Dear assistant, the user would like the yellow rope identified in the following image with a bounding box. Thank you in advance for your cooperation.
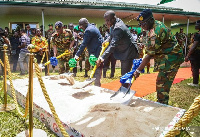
[5,54,29,117]
[40,52,46,64]
[165,94,200,137]
[0,58,4,67]
[34,62,69,137]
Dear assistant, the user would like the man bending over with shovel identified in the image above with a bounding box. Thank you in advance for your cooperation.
[134,9,184,105]
[74,18,103,87]
[96,10,139,88]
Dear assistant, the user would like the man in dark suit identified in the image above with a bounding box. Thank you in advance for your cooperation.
[75,18,103,86]
[96,10,139,87]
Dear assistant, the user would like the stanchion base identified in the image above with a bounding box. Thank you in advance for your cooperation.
[0,104,15,112]
[16,129,47,137]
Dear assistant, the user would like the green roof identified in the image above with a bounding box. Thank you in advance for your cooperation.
[0,1,200,16]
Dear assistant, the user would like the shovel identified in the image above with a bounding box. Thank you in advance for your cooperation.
[110,76,136,105]
[39,52,70,69]
[73,42,109,89]
[110,58,144,105]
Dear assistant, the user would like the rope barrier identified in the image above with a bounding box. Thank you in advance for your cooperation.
[0,58,4,67]
[165,94,200,136]
[34,62,69,137]
[40,51,46,64]
[5,54,29,118]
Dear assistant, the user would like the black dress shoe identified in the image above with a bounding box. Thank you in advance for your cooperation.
[20,73,26,75]
[110,74,114,78]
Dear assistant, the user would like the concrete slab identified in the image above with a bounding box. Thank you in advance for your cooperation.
[7,76,185,137]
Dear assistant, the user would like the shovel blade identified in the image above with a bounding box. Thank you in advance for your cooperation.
[38,63,45,69]
[110,86,136,105]
[72,78,96,89]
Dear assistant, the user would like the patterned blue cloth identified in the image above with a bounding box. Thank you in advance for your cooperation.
[120,58,144,84]
[50,57,58,66]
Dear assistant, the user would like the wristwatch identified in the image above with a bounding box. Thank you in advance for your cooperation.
[136,69,142,73]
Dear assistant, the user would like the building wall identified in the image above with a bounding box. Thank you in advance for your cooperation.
[171,24,196,34]
[1,14,197,35]
[0,14,106,31]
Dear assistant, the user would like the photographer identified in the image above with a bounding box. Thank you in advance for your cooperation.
[0,27,10,76]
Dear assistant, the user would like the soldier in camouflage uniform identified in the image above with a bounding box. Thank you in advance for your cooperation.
[51,21,74,74]
[134,9,184,105]
[46,24,56,72]
[0,27,10,76]
[176,28,187,55]
[137,30,150,73]
[46,24,55,51]
[78,47,90,77]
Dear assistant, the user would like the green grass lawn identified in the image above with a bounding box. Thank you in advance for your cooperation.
[0,67,199,137]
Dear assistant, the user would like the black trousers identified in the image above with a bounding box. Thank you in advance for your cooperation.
[121,59,133,88]
[103,53,116,77]
[94,63,103,87]
[190,59,200,84]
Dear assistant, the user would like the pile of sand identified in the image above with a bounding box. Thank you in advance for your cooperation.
[70,100,179,137]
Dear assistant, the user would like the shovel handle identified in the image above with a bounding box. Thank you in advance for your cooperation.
[89,42,109,78]
[44,52,70,66]
[99,42,109,56]
[89,65,97,78]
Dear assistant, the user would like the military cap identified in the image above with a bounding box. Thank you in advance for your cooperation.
[48,24,53,26]
[55,21,63,29]
[137,9,153,22]
[180,28,183,30]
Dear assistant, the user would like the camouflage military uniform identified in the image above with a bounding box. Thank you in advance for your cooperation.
[137,33,148,58]
[137,33,150,73]
[146,20,184,104]
[46,29,55,51]
[176,31,186,54]
[51,29,74,74]
[79,47,90,71]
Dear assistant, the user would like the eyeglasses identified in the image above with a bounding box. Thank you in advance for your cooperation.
[138,21,147,27]
[138,17,153,27]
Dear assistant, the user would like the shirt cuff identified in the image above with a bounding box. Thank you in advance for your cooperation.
[99,56,104,62]
[74,55,79,60]
[136,69,142,73]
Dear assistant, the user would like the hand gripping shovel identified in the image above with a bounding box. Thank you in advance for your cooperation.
[73,42,109,89]
[39,52,70,69]
[110,58,144,105]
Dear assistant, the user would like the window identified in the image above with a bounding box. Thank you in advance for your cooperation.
[9,22,39,33]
